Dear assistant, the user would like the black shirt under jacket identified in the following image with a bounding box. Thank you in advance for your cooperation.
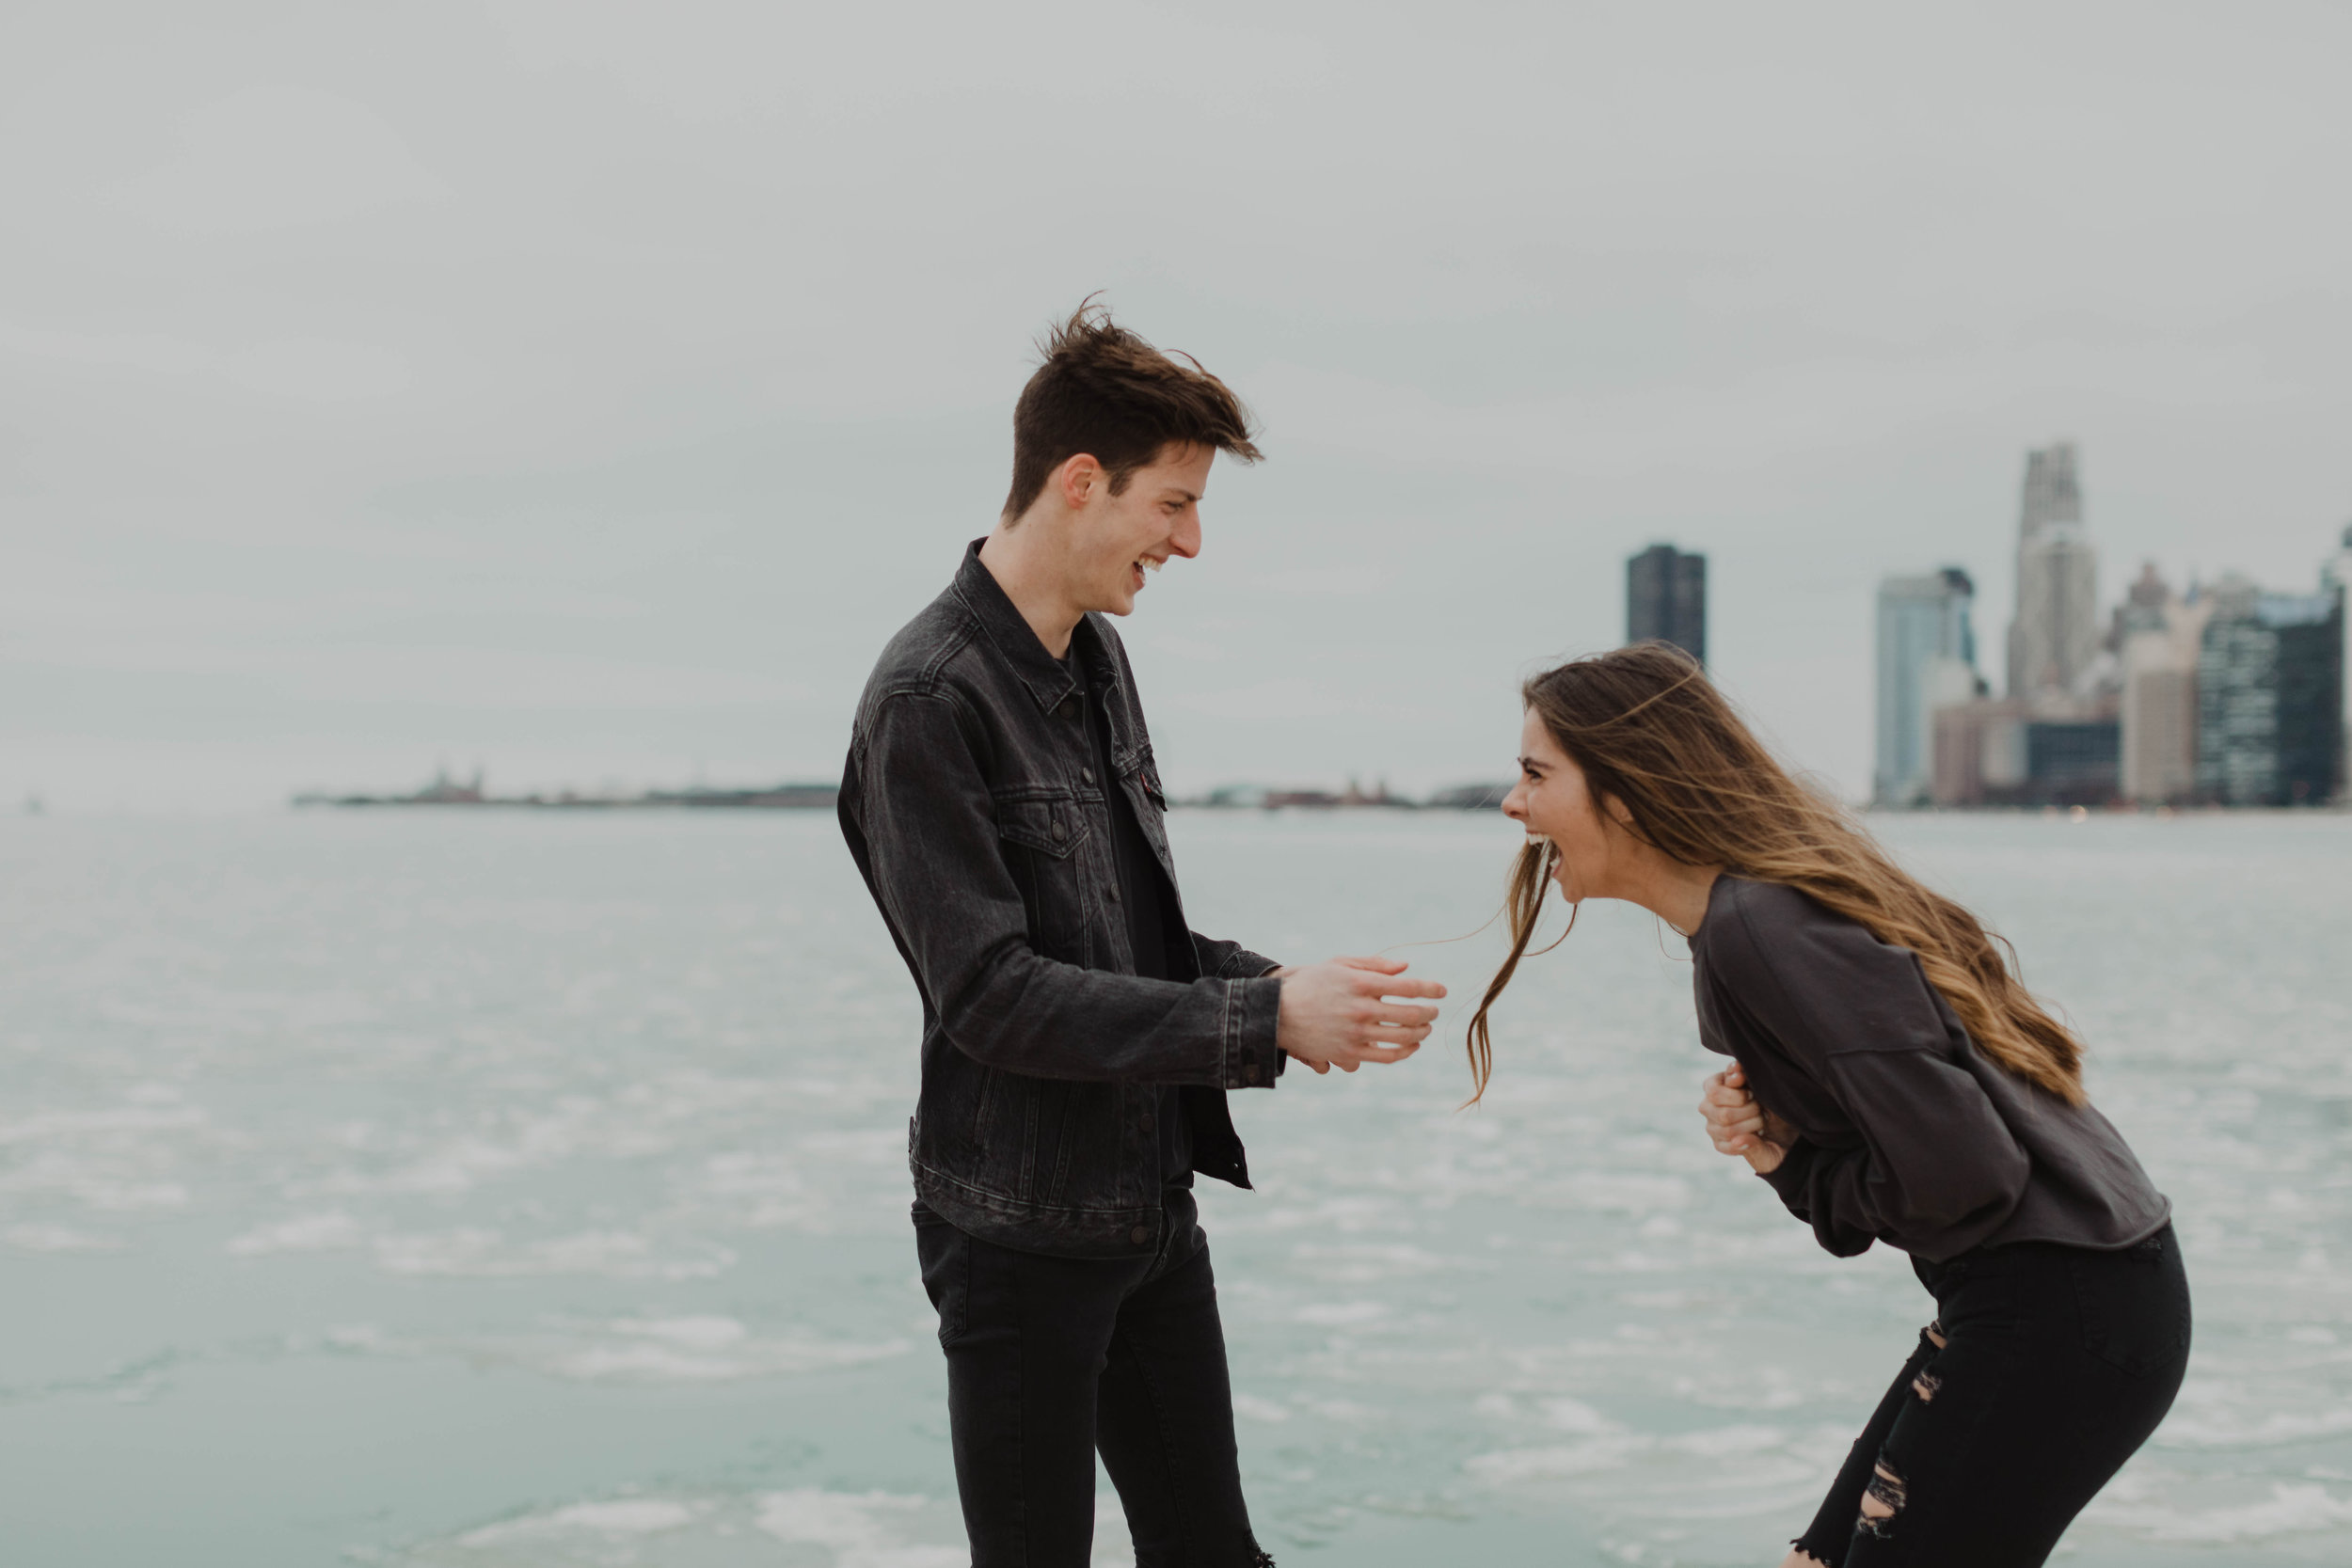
[1690,875,2171,1264]
[1068,650,1194,1186]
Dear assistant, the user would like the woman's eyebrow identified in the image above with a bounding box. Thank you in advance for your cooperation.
[1518,755,1543,771]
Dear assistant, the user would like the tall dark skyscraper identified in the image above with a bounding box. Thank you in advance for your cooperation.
[1626,544,1707,664]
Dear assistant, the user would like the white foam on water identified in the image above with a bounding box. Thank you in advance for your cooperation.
[0,1101,207,1144]
[526,1316,908,1385]
[228,1211,363,1254]
[2160,1407,2352,1449]
[1294,1300,1389,1327]
[2090,1481,2352,1543]
[1668,1423,1788,1458]
[1,1148,190,1211]
[373,1227,734,1280]
[1469,1422,1818,1486]
[0,1092,205,1218]
[1298,1397,1384,1423]
[1540,1397,1616,1433]
[753,1489,964,1567]
[5,1221,119,1251]
[1232,1393,1291,1423]
[1467,1438,1645,1481]
[611,1314,746,1349]
[458,1497,702,1544]
[1285,1241,1459,1283]
[1672,1363,1812,1411]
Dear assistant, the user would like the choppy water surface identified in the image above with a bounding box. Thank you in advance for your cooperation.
[4,809,2349,1566]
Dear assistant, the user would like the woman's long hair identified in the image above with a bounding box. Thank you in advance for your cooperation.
[1464,642,2086,1106]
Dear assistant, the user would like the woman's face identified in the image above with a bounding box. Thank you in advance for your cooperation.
[1501,708,1628,906]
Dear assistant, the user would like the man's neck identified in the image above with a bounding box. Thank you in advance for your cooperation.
[977,523,1084,659]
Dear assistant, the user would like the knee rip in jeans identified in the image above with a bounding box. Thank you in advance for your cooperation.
[1249,1553,1276,1567]
[1857,1461,1906,1539]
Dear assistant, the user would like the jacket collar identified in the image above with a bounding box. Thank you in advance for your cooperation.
[950,538,1123,713]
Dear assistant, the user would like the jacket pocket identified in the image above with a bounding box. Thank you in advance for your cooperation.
[993,790,1093,962]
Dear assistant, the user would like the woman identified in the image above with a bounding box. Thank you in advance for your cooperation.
[1468,643,2187,1568]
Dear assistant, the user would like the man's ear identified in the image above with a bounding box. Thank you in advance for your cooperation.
[1057,453,1103,511]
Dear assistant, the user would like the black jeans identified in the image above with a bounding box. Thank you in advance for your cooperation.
[1795,1224,2191,1567]
[914,1194,1271,1568]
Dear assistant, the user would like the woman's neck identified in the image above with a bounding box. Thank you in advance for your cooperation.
[1620,857,1721,937]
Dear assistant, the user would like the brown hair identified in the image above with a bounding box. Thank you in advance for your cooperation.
[1002,298,1263,520]
[1464,642,2087,1105]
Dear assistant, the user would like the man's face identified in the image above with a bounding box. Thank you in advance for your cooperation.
[1068,442,1213,616]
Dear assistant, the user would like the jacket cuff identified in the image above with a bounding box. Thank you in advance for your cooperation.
[1758,1139,1817,1212]
[1222,974,1285,1089]
[1215,945,1280,981]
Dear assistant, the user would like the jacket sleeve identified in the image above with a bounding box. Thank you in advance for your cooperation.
[1724,895,2029,1260]
[1188,933,1281,982]
[848,689,1285,1089]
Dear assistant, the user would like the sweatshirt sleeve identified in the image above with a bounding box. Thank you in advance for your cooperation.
[844,689,1285,1089]
[1718,888,2029,1260]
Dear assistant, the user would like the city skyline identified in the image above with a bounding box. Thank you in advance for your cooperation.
[1880,443,2345,809]
[7,6,2352,813]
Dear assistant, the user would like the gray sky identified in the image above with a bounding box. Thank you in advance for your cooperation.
[6,1,2349,810]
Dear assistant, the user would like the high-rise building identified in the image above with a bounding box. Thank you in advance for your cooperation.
[2006,443,2101,701]
[2119,563,2211,804]
[2324,523,2352,801]
[1875,568,1980,806]
[2196,572,2346,805]
[1626,544,1706,664]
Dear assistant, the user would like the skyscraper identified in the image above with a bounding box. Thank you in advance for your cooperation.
[1875,568,1980,806]
[2324,523,2352,800]
[1627,544,1706,664]
[2197,573,2345,806]
[2119,563,2210,804]
[2006,443,2101,702]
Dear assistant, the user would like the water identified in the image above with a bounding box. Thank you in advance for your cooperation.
[4,809,2349,1566]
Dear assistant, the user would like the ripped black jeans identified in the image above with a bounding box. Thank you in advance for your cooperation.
[1795,1224,2190,1567]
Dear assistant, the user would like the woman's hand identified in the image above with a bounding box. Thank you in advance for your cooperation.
[1699,1063,1790,1175]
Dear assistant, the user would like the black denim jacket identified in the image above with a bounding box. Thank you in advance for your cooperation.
[840,542,1285,1257]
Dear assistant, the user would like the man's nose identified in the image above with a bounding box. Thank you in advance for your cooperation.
[1169,512,1201,559]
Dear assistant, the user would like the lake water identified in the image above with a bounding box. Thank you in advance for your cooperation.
[4,808,2350,1566]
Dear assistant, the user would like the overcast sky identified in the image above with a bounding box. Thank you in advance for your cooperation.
[6,1,2349,810]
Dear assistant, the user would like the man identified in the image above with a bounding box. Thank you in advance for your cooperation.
[838,304,1446,1567]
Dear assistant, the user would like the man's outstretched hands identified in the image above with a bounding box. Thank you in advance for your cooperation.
[1270,957,1446,1076]
[1698,1062,1795,1175]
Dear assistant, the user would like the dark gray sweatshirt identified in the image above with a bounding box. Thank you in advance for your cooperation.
[1690,875,2170,1263]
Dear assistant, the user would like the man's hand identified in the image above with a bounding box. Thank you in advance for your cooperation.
[1699,1062,1793,1174]
[1269,956,1445,1075]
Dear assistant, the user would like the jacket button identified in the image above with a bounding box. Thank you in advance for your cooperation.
[1131,1225,1152,1246]
[1081,767,1095,784]
[1050,819,1067,843]
[1106,883,1120,903]
[1139,1113,1154,1133]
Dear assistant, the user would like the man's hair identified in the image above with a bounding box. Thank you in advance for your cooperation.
[1002,299,1263,520]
